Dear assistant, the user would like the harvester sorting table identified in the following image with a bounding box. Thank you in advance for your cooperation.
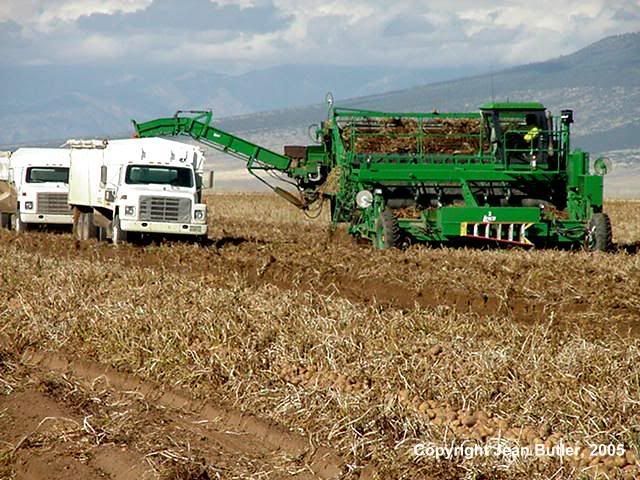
[133,102,612,250]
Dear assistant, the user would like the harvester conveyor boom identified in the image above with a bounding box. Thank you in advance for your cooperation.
[132,111,291,175]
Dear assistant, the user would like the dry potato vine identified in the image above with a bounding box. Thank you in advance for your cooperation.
[0,196,639,479]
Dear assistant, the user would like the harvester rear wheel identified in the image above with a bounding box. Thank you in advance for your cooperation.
[586,213,612,252]
[375,208,400,249]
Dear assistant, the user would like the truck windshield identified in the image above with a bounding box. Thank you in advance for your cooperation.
[26,167,69,183]
[125,165,193,187]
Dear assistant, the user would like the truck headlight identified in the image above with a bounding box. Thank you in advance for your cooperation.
[24,201,34,210]
[194,209,205,221]
[124,205,136,217]
[355,190,373,209]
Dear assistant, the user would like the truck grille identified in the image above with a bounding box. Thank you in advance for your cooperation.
[36,192,69,215]
[139,196,191,223]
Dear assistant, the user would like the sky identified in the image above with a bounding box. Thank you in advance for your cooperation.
[0,0,639,71]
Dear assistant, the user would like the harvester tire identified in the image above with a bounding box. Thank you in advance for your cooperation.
[586,213,612,252]
[375,208,400,249]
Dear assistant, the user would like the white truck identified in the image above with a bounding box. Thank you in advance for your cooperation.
[67,137,211,244]
[0,148,73,232]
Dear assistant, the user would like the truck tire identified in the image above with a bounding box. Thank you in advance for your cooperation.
[375,208,400,249]
[0,212,10,230]
[586,213,612,252]
[14,213,30,233]
[111,214,128,245]
[194,234,208,246]
[72,208,83,240]
[84,212,98,240]
[74,211,99,241]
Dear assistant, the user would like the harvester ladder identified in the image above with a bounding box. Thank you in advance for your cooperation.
[461,222,534,246]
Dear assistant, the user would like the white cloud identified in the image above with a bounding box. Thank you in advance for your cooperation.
[0,1,151,31]
[0,0,639,68]
[66,33,125,59]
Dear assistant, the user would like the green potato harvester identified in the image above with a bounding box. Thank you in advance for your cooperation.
[133,101,611,250]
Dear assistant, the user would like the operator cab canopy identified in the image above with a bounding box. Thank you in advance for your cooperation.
[479,101,548,131]
[479,102,550,164]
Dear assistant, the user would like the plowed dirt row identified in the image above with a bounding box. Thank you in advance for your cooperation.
[0,345,342,480]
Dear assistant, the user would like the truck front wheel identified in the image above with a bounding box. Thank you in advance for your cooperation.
[194,234,208,246]
[112,214,128,245]
[14,213,30,233]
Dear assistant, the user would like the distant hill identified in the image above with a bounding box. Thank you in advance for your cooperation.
[217,32,640,154]
[0,63,485,147]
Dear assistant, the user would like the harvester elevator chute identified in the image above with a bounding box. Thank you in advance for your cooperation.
[132,111,307,209]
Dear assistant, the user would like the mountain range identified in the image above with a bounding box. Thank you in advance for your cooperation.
[1,31,639,195]
[216,32,640,155]
[0,63,486,147]
[2,32,639,155]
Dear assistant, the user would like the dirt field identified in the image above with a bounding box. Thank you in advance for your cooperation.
[1,195,639,479]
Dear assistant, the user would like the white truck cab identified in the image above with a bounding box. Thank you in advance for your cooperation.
[0,148,72,232]
[67,137,211,243]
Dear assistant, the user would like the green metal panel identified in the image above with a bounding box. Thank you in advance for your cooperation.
[583,175,603,207]
[356,164,559,183]
[438,207,541,224]
[480,102,545,111]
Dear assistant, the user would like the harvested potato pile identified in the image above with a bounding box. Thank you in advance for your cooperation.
[342,117,488,155]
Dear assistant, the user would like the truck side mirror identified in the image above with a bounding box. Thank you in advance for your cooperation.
[202,171,214,190]
[100,165,107,187]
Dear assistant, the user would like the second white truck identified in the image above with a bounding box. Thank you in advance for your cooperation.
[0,148,73,232]
[67,137,211,244]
